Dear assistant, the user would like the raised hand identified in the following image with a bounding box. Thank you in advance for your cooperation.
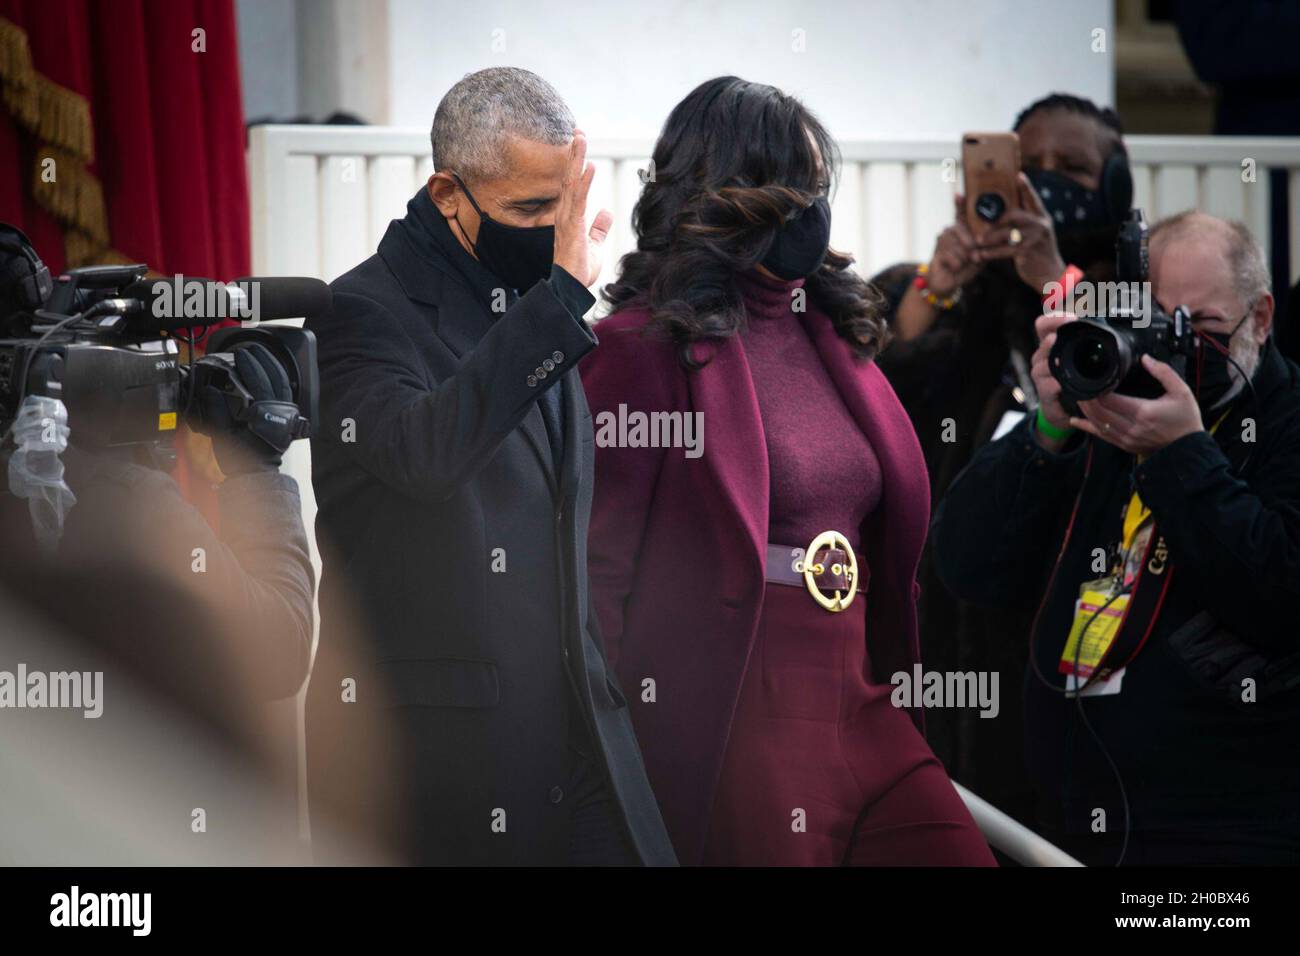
[1030,311,1078,449]
[1071,354,1204,456]
[925,194,982,297]
[975,172,1067,293]
[552,130,614,288]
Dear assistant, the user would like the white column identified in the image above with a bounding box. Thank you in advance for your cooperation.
[296,0,391,124]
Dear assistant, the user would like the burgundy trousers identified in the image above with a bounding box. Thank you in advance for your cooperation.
[701,584,996,866]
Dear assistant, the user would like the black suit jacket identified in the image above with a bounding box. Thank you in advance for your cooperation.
[304,188,675,865]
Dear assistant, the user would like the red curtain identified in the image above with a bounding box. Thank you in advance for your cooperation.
[0,0,250,517]
[0,0,248,276]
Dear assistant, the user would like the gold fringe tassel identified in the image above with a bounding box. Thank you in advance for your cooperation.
[0,15,126,267]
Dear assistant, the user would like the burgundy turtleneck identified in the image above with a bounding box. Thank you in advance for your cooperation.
[735,269,882,552]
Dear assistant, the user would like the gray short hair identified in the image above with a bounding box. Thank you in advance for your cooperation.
[430,67,574,182]
[1151,210,1272,308]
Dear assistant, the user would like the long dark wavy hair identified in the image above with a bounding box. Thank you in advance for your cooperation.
[603,76,889,368]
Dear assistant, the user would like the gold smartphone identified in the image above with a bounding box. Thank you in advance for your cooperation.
[962,132,1022,240]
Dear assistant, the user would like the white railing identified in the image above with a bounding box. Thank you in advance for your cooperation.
[953,782,1082,867]
[249,125,1300,288]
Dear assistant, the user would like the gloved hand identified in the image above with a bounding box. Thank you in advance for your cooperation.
[201,341,293,476]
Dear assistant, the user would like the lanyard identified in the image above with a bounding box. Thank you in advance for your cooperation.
[1120,494,1151,557]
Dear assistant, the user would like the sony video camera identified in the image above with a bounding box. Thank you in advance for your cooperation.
[0,232,327,470]
[1047,209,1196,416]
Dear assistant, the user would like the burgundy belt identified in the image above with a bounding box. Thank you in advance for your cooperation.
[765,536,866,612]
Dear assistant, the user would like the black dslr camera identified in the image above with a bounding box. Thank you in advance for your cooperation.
[1048,209,1196,415]
[0,238,325,470]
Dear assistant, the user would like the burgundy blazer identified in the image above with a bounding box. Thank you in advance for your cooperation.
[580,302,931,865]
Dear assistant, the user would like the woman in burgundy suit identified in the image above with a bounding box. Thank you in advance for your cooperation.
[581,77,995,866]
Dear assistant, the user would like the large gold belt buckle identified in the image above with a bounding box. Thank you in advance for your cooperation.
[798,530,859,613]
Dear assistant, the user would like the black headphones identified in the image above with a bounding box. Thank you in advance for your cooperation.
[1100,148,1134,225]
[0,223,54,312]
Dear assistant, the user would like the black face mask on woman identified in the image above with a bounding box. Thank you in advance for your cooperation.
[761,195,832,280]
[1023,167,1124,269]
[452,174,555,292]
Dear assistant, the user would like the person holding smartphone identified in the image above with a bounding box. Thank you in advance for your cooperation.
[869,93,1135,826]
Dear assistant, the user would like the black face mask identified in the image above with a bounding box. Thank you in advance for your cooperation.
[761,196,832,280]
[1024,167,1113,230]
[1024,167,1121,268]
[452,174,555,292]
[1190,310,1252,411]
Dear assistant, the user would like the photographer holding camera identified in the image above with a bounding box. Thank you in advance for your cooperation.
[0,227,320,861]
[50,336,316,702]
[930,211,1300,865]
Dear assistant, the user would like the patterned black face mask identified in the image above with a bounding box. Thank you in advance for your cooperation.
[1024,167,1129,269]
[1024,167,1115,233]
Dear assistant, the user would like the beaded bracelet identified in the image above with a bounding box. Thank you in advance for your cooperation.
[912,262,963,311]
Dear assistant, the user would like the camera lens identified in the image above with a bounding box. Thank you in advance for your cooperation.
[1075,339,1110,381]
[1049,319,1126,404]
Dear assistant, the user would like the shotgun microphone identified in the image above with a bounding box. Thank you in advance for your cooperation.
[116,275,331,331]
[231,276,332,320]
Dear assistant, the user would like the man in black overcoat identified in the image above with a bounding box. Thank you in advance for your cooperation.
[305,67,675,866]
